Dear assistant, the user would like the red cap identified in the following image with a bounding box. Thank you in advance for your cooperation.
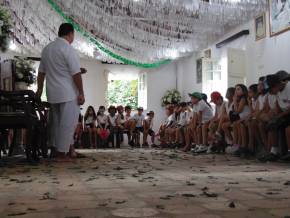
[210,91,222,103]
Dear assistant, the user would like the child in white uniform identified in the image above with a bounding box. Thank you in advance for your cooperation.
[131,107,145,147]
[189,92,214,153]
[143,111,155,147]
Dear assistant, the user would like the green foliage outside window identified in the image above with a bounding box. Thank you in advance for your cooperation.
[107,80,138,109]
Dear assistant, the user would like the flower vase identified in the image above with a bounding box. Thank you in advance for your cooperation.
[15,81,28,90]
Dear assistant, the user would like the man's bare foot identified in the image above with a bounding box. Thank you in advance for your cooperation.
[54,152,74,162]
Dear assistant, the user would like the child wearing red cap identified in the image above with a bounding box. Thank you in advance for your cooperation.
[207,91,225,153]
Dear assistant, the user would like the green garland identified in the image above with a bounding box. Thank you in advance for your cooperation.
[47,0,171,68]
[0,6,12,52]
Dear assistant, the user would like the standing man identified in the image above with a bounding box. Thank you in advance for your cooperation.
[36,23,85,161]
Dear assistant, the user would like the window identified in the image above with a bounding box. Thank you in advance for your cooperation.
[204,60,221,81]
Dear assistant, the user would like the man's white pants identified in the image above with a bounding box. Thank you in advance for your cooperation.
[50,100,79,153]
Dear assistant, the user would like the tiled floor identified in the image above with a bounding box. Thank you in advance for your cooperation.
[0,149,290,218]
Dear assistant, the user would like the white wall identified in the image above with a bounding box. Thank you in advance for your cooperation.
[147,62,178,130]
[80,58,106,113]
[202,12,290,85]
[177,53,201,102]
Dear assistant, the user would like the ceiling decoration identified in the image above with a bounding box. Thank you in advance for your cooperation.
[2,0,267,68]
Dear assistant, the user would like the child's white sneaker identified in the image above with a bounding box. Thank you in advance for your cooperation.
[195,145,208,154]
[191,145,200,153]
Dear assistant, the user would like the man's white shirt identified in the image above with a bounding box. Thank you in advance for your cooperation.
[39,37,81,103]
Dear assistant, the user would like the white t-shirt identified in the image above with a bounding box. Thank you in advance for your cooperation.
[178,111,188,126]
[39,37,81,103]
[85,116,95,125]
[267,94,277,110]
[277,82,290,111]
[108,115,117,127]
[197,100,214,123]
[133,114,145,127]
[165,114,176,127]
[215,102,225,119]
[97,114,108,125]
[125,114,132,121]
[239,105,251,120]
[117,113,125,124]
[192,105,198,113]
[225,101,233,115]
[251,98,257,111]
[257,94,267,111]
[145,116,154,129]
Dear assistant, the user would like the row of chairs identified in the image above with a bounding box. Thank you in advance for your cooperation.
[0,90,50,162]
[75,127,136,149]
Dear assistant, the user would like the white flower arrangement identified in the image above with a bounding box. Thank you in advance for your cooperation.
[161,89,181,106]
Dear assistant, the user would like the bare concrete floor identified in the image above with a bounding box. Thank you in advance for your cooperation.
[0,149,290,218]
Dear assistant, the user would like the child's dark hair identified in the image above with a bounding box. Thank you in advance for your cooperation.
[179,102,187,108]
[125,105,131,111]
[258,76,265,82]
[84,106,97,121]
[97,106,106,116]
[201,93,212,108]
[235,84,249,104]
[108,105,116,113]
[226,87,235,98]
[258,76,268,94]
[249,84,258,94]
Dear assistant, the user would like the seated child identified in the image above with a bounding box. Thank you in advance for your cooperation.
[165,104,181,146]
[207,91,225,153]
[243,84,259,154]
[158,105,176,147]
[183,102,198,151]
[143,111,155,147]
[189,92,214,153]
[219,87,235,145]
[124,105,134,143]
[174,102,189,147]
[84,106,97,148]
[229,84,251,155]
[131,107,145,147]
[96,106,110,144]
[116,105,125,144]
[263,72,290,161]
[108,106,120,148]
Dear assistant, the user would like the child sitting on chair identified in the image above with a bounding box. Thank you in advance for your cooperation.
[143,111,155,147]
[174,102,189,147]
[131,107,145,147]
[84,106,97,148]
[158,105,175,147]
[124,106,134,143]
[108,106,120,148]
[96,106,110,145]
[116,105,125,144]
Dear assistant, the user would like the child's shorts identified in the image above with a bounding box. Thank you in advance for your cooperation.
[86,123,95,128]
[135,127,144,132]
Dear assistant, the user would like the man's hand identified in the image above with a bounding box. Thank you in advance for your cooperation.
[77,94,85,105]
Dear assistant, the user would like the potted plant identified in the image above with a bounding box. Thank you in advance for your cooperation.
[14,57,36,90]
[0,6,12,52]
[161,89,182,106]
